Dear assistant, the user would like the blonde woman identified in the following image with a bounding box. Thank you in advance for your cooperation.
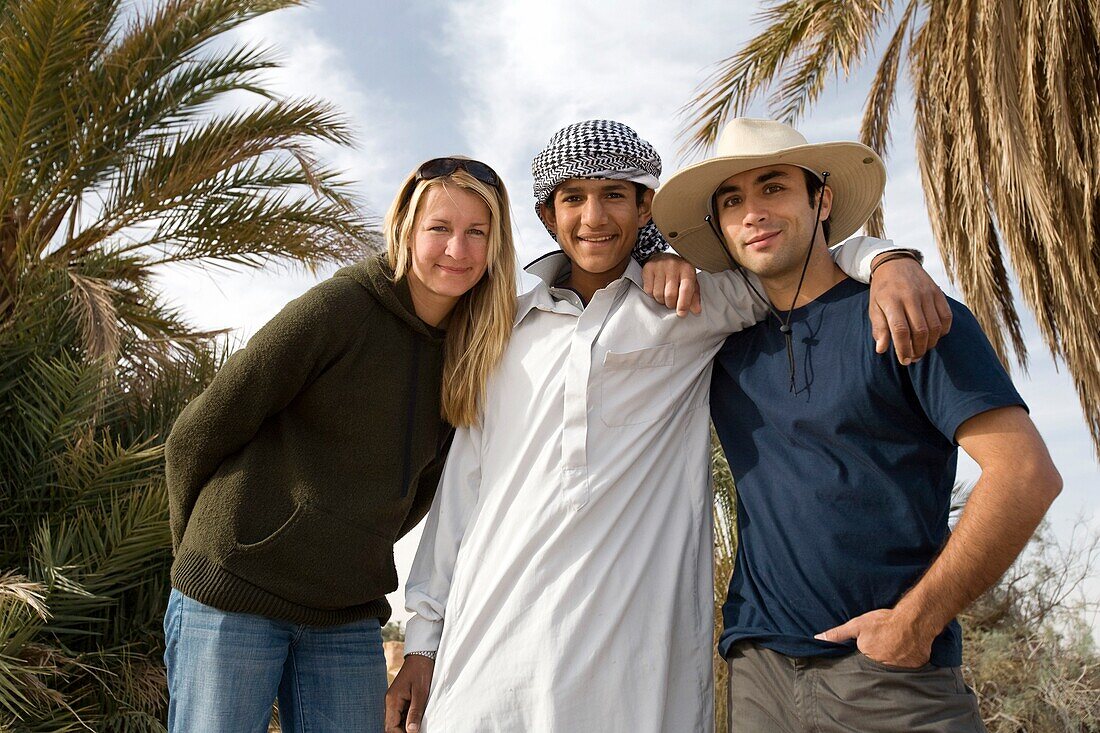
[162,157,516,733]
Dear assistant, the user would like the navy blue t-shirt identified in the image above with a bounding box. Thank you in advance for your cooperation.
[710,277,1026,666]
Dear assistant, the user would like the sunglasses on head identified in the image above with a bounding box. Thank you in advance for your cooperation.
[415,157,500,189]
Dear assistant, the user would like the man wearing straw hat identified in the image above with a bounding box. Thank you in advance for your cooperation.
[652,118,1062,732]
[388,119,951,733]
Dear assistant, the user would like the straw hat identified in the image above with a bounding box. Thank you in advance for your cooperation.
[652,118,886,272]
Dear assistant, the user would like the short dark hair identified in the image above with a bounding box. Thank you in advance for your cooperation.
[543,180,648,212]
[801,168,832,243]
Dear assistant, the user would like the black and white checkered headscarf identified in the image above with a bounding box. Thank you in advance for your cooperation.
[531,120,668,261]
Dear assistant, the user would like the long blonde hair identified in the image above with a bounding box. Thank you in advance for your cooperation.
[384,166,517,427]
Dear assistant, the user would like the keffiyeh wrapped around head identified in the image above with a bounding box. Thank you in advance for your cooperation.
[531,120,668,260]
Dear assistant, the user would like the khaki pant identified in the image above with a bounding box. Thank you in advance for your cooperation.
[727,643,987,733]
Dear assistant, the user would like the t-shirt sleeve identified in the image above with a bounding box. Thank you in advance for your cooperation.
[906,299,1028,444]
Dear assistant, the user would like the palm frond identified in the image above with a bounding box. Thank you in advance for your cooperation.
[57,98,361,264]
[860,0,918,237]
[79,0,298,161]
[911,0,1100,453]
[2,354,107,518]
[679,0,819,156]
[2,0,367,357]
[112,337,221,443]
[88,645,168,732]
[679,0,897,156]
[911,2,1022,368]
[0,0,101,207]
[0,572,50,621]
[16,2,294,265]
[0,0,105,319]
[57,441,165,511]
[0,578,68,723]
[709,428,737,733]
[770,0,891,123]
[145,188,372,268]
[66,271,120,363]
[29,485,171,640]
[59,43,282,214]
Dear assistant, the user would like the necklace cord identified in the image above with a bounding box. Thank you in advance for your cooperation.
[706,171,830,392]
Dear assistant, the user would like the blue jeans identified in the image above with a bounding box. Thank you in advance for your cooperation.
[163,589,386,732]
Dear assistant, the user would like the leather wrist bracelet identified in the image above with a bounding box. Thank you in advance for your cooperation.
[869,251,920,280]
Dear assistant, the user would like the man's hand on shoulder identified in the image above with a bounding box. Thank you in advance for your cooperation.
[385,654,435,733]
[868,253,953,364]
[642,252,702,317]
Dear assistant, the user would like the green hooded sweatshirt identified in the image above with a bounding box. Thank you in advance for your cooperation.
[165,254,452,626]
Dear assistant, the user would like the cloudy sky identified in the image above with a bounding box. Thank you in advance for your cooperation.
[154,1,1099,621]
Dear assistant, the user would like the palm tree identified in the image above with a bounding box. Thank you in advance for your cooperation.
[681,0,1100,455]
[0,0,373,728]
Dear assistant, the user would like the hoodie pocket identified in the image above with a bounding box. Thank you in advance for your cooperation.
[224,502,397,610]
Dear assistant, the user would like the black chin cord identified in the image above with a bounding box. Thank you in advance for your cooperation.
[707,171,830,393]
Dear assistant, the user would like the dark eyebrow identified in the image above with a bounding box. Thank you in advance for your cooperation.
[714,169,791,198]
[714,182,740,198]
[754,169,789,184]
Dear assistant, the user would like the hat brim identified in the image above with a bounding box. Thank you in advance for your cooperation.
[651,142,886,273]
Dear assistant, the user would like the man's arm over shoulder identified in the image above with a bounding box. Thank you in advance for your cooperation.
[640,238,953,363]
[834,237,953,364]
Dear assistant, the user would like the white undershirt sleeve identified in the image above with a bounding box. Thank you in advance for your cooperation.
[832,235,914,283]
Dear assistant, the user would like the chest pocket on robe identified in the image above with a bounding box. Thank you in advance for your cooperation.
[599,343,676,427]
